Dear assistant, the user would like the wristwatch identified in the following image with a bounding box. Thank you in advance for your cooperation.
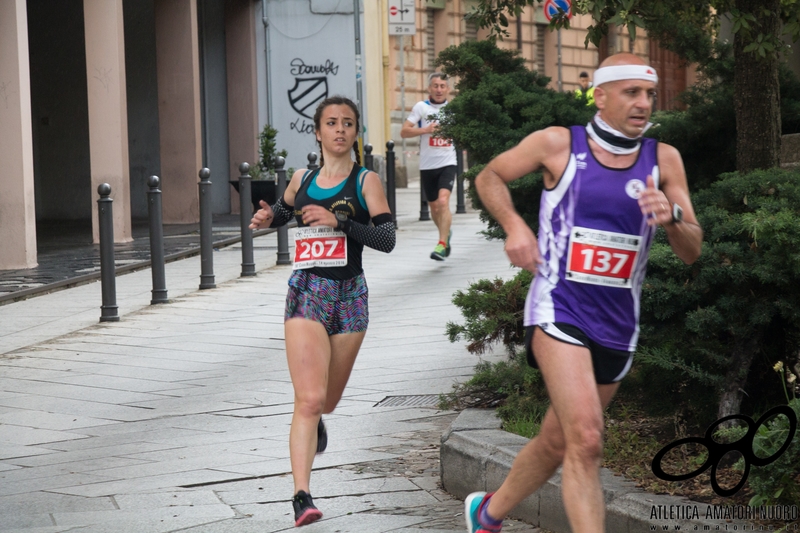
[335,211,349,231]
[671,203,683,225]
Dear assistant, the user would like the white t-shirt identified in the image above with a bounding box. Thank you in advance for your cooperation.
[406,100,457,170]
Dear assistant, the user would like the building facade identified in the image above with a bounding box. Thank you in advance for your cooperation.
[0,0,697,271]
[1,0,261,270]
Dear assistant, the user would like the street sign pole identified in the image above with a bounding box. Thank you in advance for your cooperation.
[400,35,406,168]
[543,0,571,92]
[354,0,364,154]
[388,0,416,169]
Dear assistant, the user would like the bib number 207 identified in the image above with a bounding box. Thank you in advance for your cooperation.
[298,239,340,260]
[293,227,347,269]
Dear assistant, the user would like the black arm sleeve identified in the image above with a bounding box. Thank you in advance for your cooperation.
[269,197,294,228]
[340,212,395,253]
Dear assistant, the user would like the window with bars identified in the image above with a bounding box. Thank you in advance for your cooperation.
[465,18,478,41]
[535,24,546,74]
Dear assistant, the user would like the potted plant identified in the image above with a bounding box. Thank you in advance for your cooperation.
[230,124,288,212]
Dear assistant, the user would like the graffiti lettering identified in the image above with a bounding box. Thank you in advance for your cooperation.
[290,58,339,77]
[291,117,316,135]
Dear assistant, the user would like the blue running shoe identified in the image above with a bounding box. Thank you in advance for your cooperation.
[465,491,501,532]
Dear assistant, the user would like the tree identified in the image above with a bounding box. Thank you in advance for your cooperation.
[636,168,800,424]
[468,0,800,172]
[437,38,800,425]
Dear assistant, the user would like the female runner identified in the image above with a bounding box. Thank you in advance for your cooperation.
[249,96,395,527]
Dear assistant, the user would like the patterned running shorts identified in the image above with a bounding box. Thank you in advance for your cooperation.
[284,270,369,336]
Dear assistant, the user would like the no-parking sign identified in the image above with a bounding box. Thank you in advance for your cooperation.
[543,0,572,21]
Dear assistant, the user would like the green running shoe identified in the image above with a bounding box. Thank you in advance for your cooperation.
[431,242,446,261]
[445,230,452,257]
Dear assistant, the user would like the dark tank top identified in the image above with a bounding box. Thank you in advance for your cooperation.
[293,162,371,280]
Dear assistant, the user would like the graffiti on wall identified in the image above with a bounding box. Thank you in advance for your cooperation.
[287,58,340,135]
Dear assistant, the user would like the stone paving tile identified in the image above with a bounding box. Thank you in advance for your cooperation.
[0,455,152,483]
[0,425,91,446]
[31,374,207,395]
[52,503,236,526]
[0,471,119,497]
[41,433,207,458]
[48,469,251,498]
[1,514,59,530]
[120,439,283,463]
[0,380,176,406]
[0,444,75,462]
[7,441,187,468]
[93,453,269,480]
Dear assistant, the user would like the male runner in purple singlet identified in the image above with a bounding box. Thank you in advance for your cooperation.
[463,53,703,533]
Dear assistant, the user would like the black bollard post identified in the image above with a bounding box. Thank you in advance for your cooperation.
[97,184,119,322]
[307,152,319,171]
[238,162,256,277]
[198,168,216,289]
[275,156,292,265]
[364,144,374,171]
[456,146,466,214]
[386,141,397,228]
[419,184,430,221]
[147,176,168,304]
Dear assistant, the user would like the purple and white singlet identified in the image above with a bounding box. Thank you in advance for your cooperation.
[524,125,659,352]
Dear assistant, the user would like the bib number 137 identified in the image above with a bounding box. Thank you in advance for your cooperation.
[565,227,641,288]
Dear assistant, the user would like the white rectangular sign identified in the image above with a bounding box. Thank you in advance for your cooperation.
[388,0,416,35]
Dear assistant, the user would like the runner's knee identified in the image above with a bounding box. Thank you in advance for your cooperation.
[431,195,448,211]
[295,392,326,418]
[565,423,604,462]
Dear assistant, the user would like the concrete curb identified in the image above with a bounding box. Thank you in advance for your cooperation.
[440,409,728,533]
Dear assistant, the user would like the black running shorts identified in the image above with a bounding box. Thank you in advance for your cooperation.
[420,165,457,202]
[525,323,634,384]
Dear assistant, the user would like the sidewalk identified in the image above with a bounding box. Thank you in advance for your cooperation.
[0,182,541,532]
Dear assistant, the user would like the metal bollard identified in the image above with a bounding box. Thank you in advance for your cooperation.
[456,146,466,214]
[364,144,374,171]
[275,156,292,265]
[307,152,319,171]
[419,184,430,221]
[147,176,168,304]
[198,168,216,289]
[238,162,256,277]
[386,141,397,228]
[97,184,119,322]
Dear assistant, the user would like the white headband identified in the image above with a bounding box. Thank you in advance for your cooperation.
[593,64,658,86]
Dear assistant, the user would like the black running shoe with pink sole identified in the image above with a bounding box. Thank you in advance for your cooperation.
[293,490,322,527]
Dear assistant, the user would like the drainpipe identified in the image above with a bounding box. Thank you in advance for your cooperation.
[261,0,272,126]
